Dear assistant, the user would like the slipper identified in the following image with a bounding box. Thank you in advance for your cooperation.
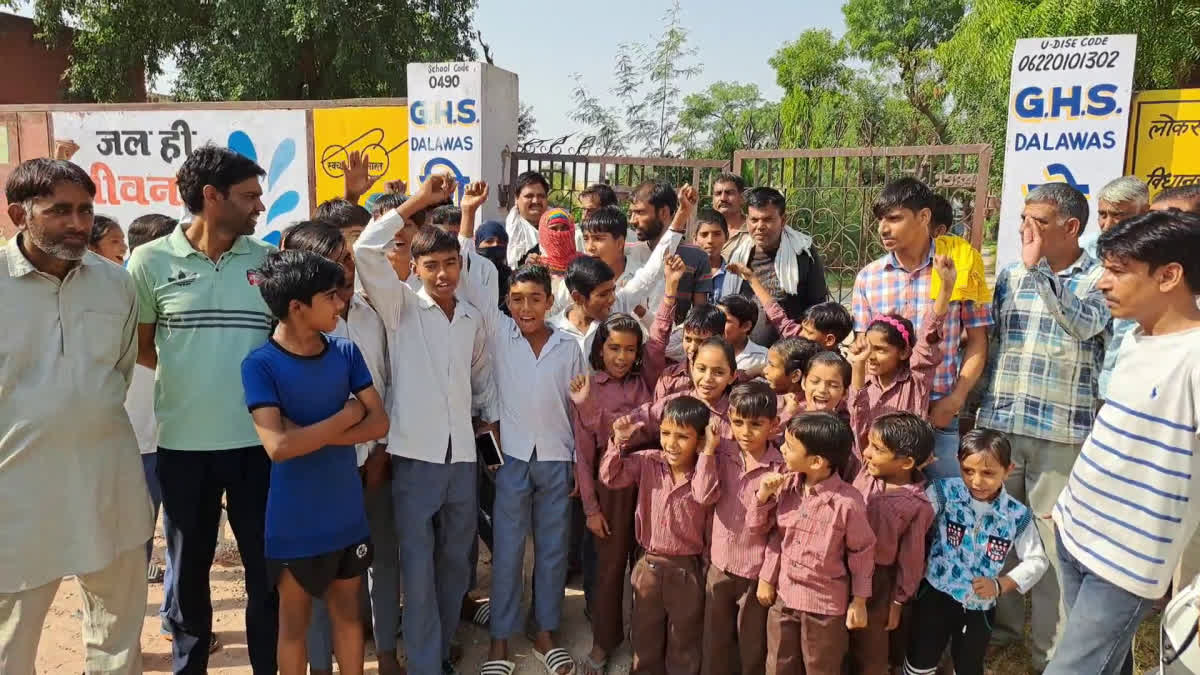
[471,600,490,627]
[146,562,164,584]
[577,653,607,675]
[535,646,577,675]
[479,659,516,675]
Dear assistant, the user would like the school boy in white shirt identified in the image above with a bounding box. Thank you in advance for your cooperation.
[457,184,589,675]
[353,175,498,675]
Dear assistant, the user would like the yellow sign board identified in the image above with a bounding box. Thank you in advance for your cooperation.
[311,106,409,204]
[1125,88,1200,196]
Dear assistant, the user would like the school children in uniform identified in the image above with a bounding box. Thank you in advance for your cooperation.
[757,412,876,675]
[715,294,770,372]
[701,381,784,675]
[904,430,1048,675]
[645,257,729,400]
[729,263,854,351]
[241,249,390,675]
[847,412,936,675]
[601,397,722,675]
[567,314,661,675]
[354,175,498,675]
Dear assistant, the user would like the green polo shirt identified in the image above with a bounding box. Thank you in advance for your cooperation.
[127,225,275,451]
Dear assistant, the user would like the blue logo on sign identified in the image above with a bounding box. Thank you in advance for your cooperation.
[1023,163,1090,198]
[419,157,470,203]
[1013,84,1120,120]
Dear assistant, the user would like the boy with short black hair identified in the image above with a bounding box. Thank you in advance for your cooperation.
[702,381,782,675]
[602,396,721,675]
[314,198,372,247]
[1047,210,1200,674]
[757,412,875,675]
[716,294,769,371]
[242,249,390,675]
[848,411,936,675]
[354,175,498,675]
[432,204,464,235]
[696,208,735,302]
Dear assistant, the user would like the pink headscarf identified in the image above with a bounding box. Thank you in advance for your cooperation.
[538,208,579,275]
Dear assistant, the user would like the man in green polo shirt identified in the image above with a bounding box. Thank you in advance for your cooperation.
[128,145,278,673]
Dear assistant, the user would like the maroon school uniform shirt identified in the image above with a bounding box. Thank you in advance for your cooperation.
[599,441,720,556]
[709,442,784,579]
[761,472,876,616]
[850,471,935,604]
[571,370,655,517]
[848,308,945,453]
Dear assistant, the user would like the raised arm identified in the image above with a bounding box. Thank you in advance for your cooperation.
[642,255,686,383]
[599,417,647,490]
[354,174,457,320]
[459,181,488,243]
[1021,224,1111,340]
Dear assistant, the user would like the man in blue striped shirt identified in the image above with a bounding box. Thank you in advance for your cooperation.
[1047,210,1200,675]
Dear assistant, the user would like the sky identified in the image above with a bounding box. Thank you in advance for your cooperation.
[11,0,847,137]
[475,0,847,139]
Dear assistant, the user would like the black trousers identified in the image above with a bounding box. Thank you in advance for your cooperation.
[157,446,279,674]
[904,582,995,675]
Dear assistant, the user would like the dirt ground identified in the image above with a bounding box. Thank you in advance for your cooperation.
[34,521,1161,674]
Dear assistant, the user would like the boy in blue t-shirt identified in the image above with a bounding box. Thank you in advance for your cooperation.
[241,249,390,673]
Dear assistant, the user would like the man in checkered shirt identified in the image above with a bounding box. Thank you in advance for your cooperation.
[852,178,992,481]
[976,182,1110,671]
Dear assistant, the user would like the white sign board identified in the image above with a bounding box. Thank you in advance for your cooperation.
[51,110,311,243]
[996,34,1137,270]
[406,62,518,222]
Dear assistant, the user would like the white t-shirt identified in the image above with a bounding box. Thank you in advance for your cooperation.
[1054,325,1200,598]
[124,364,157,454]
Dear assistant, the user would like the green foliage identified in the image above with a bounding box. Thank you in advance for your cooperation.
[31,0,477,102]
[842,0,965,142]
[941,0,1200,181]
[676,82,781,158]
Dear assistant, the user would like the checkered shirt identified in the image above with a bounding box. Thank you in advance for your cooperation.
[852,248,993,399]
[976,254,1110,445]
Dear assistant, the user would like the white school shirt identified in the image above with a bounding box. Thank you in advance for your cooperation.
[330,293,390,466]
[1053,325,1200,599]
[549,230,684,328]
[735,340,770,372]
[354,211,498,464]
[459,237,588,462]
[125,364,158,454]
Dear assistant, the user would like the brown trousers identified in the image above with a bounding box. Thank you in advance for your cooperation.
[590,481,638,652]
[848,564,897,675]
[701,565,768,675]
[631,553,705,675]
[766,601,847,675]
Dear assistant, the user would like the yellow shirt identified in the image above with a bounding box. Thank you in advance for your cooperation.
[0,236,152,591]
[930,234,992,304]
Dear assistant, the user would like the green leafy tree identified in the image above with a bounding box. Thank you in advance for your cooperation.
[518,101,536,144]
[842,0,965,142]
[30,0,477,102]
[940,0,1200,179]
[676,82,781,158]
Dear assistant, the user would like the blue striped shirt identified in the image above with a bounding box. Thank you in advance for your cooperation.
[1054,325,1200,598]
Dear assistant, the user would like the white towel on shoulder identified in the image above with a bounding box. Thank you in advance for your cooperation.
[505,207,539,269]
[725,227,815,294]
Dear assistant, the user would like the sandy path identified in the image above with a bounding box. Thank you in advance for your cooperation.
[35,523,634,674]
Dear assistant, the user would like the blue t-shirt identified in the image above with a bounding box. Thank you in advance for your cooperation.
[241,334,373,559]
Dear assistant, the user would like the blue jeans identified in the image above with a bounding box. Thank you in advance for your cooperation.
[925,424,961,481]
[142,452,177,636]
[1044,529,1153,675]
[490,453,572,640]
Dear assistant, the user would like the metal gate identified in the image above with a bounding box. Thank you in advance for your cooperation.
[500,149,730,219]
[733,144,993,302]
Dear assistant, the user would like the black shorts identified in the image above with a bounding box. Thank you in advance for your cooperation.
[267,538,374,598]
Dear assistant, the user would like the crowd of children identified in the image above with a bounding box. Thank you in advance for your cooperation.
[56,143,1200,675]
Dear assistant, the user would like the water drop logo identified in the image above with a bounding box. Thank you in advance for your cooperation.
[227,130,300,246]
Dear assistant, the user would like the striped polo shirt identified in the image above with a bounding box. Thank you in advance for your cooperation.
[1053,325,1200,599]
[127,225,274,451]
